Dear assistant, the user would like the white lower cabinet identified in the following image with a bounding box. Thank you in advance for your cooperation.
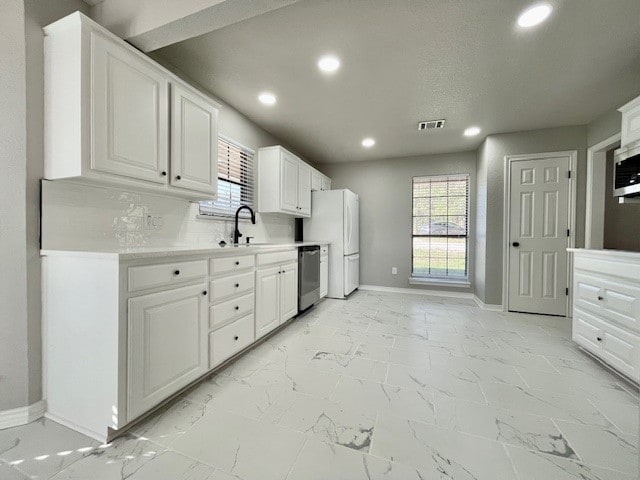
[128,284,208,420]
[320,253,328,298]
[209,314,255,368]
[255,260,298,339]
[570,249,640,383]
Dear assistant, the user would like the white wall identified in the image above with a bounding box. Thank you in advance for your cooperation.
[41,182,294,250]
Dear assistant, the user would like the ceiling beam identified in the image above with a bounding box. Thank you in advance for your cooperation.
[90,0,300,52]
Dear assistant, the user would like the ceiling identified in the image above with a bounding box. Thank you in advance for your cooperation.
[155,0,640,163]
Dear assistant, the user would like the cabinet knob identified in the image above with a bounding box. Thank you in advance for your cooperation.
[176,175,181,180]
[234,336,239,341]
[596,336,603,342]
[235,306,239,310]
[235,283,240,288]
[203,291,207,296]
[161,171,167,176]
[174,270,180,275]
[597,296,604,301]
[512,242,520,247]
[235,261,240,266]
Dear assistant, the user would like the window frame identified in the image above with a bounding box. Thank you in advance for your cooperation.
[411,173,470,281]
[198,135,255,220]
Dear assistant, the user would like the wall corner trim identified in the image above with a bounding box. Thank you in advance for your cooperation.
[473,295,504,311]
[0,399,47,430]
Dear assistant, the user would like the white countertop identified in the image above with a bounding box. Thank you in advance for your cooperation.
[41,241,330,260]
[567,248,640,260]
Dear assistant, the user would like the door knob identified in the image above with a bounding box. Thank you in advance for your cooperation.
[512,242,520,247]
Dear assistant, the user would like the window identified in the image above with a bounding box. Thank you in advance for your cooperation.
[199,137,254,218]
[412,174,469,279]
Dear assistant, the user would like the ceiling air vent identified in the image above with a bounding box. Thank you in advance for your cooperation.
[418,119,446,130]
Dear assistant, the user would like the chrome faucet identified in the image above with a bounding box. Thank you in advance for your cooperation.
[233,205,256,244]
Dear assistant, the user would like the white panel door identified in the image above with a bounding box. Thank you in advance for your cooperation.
[343,191,359,256]
[255,266,280,339]
[344,254,360,296]
[298,162,311,216]
[280,151,299,214]
[91,31,168,183]
[508,155,570,315]
[280,262,299,323]
[171,84,218,195]
[128,284,207,420]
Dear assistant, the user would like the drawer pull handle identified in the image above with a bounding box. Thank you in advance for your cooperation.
[235,306,239,311]
[597,296,604,301]
[596,336,603,342]
[235,283,240,288]
[203,291,207,296]
[235,261,240,266]
[234,336,239,341]
[174,270,180,275]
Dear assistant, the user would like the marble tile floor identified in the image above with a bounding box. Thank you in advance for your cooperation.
[1,291,638,479]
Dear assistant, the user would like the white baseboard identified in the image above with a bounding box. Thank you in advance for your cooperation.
[0,399,47,429]
[359,284,474,299]
[473,295,504,311]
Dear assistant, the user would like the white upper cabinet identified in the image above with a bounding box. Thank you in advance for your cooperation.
[298,161,311,216]
[171,84,219,195]
[91,31,169,184]
[258,146,328,217]
[619,95,640,148]
[311,168,331,192]
[44,12,220,200]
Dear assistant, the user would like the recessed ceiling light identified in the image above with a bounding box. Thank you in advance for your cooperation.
[318,55,341,73]
[463,126,481,137]
[361,137,375,148]
[258,92,277,105]
[517,3,552,28]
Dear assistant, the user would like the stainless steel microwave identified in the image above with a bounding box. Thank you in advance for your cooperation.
[614,151,640,197]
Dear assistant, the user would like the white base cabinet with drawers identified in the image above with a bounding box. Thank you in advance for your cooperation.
[569,248,640,383]
[41,246,299,442]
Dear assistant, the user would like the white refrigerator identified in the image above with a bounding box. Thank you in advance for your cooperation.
[303,189,359,299]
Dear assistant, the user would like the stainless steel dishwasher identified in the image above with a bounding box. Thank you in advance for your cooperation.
[298,246,320,312]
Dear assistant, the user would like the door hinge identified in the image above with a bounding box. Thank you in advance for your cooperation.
[568,170,571,179]
[567,229,570,237]
[565,287,569,296]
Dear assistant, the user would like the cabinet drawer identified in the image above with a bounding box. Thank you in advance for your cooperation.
[602,321,640,382]
[209,314,255,368]
[574,272,640,333]
[128,259,207,292]
[210,271,254,303]
[256,250,297,267]
[572,307,605,355]
[210,293,254,329]
[210,255,255,276]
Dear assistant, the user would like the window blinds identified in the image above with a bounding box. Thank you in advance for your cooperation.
[199,137,254,218]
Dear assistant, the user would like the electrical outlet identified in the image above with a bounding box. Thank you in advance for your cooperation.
[145,215,163,230]
[392,267,398,275]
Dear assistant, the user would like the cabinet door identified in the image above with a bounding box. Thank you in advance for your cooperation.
[171,84,218,195]
[280,262,299,323]
[320,255,328,298]
[128,284,208,420]
[255,266,281,339]
[311,170,323,191]
[322,176,331,191]
[298,162,311,216]
[280,151,299,214]
[602,322,640,382]
[91,31,169,184]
